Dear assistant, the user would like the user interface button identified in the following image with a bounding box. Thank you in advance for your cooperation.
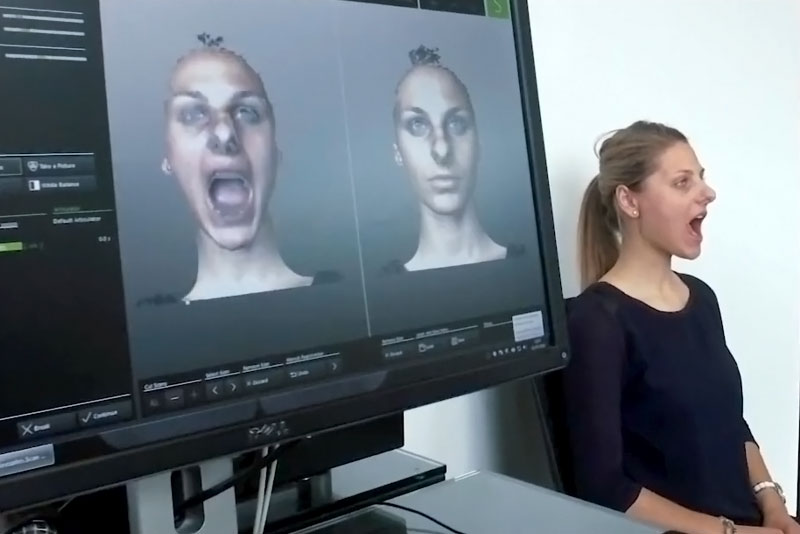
[17,412,75,440]
[0,157,22,177]
[21,155,95,177]
[77,400,133,428]
[285,360,325,383]
[244,369,285,392]
[26,175,96,194]
[448,330,479,348]
[0,444,54,479]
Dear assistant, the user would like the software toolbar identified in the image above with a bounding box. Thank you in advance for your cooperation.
[344,0,510,17]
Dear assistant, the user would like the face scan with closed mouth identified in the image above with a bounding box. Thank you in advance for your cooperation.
[394,64,479,218]
[163,49,277,252]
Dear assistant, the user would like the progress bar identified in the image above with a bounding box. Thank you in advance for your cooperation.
[0,241,22,253]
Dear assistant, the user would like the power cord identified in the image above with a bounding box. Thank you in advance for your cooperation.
[175,439,300,515]
[377,502,467,534]
[252,446,270,534]
[252,445,279,534]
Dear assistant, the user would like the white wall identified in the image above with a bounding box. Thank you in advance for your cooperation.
[405,0,800,514]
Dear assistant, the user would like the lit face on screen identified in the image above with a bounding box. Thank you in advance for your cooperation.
[394,66,479,216]
[163,50,277,251]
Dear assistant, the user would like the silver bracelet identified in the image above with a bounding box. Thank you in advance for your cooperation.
[720,516,736,534]
[753,480,786,503]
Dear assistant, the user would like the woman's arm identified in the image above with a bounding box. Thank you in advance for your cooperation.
[627,488,737,534]
[745,441,790,519]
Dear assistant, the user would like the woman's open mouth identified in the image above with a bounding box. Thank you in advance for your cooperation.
[206,171,254,223]
[688,212,705,241]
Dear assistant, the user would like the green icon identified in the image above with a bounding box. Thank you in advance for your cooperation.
[486,0,510,19]
[0,241,23,253]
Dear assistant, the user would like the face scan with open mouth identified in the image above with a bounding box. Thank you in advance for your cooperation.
[163,48,277,252]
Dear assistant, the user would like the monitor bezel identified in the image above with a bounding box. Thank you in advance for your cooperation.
[0,0,570,511]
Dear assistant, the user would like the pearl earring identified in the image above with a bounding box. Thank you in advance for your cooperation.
[632,210,639,217]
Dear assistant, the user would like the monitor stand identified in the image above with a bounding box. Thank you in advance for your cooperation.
[127,456,239,534]
[123,449,444,534]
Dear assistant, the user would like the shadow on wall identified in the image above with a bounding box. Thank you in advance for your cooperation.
[485,379,557,488]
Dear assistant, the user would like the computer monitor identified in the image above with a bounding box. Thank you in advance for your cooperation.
[0,0,568,524]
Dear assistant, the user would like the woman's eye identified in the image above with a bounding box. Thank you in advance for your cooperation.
[406,117,429,137]
[447,116,469,135]
[178,105,208,126]
[178,106,208,126]
[234,105,261,124]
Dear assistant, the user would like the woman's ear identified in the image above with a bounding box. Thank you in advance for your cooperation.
[615,184,640,219]
[393,143,403,167]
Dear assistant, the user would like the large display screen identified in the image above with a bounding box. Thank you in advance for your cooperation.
[0,0,564,508]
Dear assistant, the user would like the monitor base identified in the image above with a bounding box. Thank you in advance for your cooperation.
[19,448,443,533]
[127,455,238,534]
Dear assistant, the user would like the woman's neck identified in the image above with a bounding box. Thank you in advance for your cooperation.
[603,235,687,310]
[408,204,504,270]
[189,219,308,301]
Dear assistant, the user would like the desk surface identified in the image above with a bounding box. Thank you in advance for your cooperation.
[298,470,664,534]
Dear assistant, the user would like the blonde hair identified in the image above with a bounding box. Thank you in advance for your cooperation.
[578,120,688,288]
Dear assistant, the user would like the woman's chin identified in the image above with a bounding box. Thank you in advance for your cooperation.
[203,224,257,251]
[674,244,702,261]
[425,195,467,216]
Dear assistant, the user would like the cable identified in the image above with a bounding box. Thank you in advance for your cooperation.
[376,502,468,534]
[252,446,270,534]
[255,452,278,534]
[175,439,300,514]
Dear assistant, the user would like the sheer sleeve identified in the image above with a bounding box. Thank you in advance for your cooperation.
[562,294,643,512]
[687,275,758,447]
[742,418,757,445]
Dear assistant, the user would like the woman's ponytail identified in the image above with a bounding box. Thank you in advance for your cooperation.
[577,174,619,289]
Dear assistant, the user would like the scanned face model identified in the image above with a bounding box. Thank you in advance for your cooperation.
[394,64,479,217]
[164,48,277,252]
[392,46,506,273]
[161,38,311,302]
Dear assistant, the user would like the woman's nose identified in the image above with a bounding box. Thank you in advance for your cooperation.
[430,131,452,166]
[207,115,241,156]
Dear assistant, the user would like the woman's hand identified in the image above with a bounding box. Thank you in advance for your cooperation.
[736,526,783,534]
[762,511,800,534]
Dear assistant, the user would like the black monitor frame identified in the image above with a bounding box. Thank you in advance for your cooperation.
[0,0,569,512]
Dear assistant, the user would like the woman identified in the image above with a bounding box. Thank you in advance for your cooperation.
[160,34,312,302]
[563,120,797,534]
[388,45,515,273]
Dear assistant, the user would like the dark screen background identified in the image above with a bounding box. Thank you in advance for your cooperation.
[336,2,547,334]
[0,0,132,418]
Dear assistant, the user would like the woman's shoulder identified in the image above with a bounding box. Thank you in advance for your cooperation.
[566,283,627,333]
[676,272,719,303]
[565,285,630,368]
[569,282,624,315]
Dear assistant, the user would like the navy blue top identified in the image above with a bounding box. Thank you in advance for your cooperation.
[562,273,761,525]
